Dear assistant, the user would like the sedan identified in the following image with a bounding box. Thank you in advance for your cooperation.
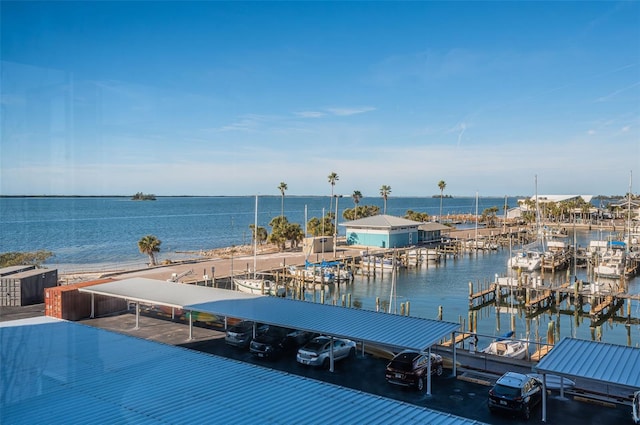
[297,336,357,368]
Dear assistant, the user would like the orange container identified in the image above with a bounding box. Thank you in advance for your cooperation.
[45,279,127,321]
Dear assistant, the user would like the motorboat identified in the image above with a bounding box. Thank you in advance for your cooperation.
[482,332,529,359]
[288,265,335,284]
[594,247,627,279]
[482,339,528,359]
[508,250,542,272]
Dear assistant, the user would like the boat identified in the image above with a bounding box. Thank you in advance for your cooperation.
[360,254,401,271]
[508,249,543,272]
[508,177,545,272]
[482,332,529,359]
[594,241,627,279]
[233,195,284,296]
[529,374,576,390]
[633,390,640,424]
[288,264,335,284]
[234,275,283,296]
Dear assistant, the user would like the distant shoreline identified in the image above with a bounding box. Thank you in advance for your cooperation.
[1,194,625,199]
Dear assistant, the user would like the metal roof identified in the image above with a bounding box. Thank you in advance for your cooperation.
[1,317,484,425]
[535,337,640,391]
[80,278,460,352]
[419,222,451,231]
[340,214,421,229]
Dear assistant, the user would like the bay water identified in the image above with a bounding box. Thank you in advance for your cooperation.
[2,196,638,347]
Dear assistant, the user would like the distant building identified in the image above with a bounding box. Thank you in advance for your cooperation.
[340,215,421,248]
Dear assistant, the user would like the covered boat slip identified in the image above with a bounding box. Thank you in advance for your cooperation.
[534,337,640,422]
[79,278,461,395]
[1,317,486,425]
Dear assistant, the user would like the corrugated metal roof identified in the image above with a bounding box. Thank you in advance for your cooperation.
[1,317,485,425]
[535,337,640,390]
[80,278,460,352]
[341,214,421,229]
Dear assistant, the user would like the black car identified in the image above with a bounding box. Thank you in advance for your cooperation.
[249,326,314,359]
[384,350,444,391]
[488,372,542,420]
[225,321,268,348]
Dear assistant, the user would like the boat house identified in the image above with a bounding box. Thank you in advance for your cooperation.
[340,215,421,248]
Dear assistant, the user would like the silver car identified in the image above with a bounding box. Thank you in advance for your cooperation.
[297,336,356,367]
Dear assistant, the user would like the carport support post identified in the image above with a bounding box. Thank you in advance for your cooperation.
[90,293,95,318]
[426,346,432,397]
[542,373,547,422]
[188,310,193,340]
[451,331,457,377]
[135,302,140,330]
[329,337,335,372]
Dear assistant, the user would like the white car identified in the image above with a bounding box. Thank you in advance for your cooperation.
[297,336,356,368]
[633,390,640,424]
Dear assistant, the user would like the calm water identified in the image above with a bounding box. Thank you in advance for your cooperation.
[0,195,514,270]
[2,196,638,347]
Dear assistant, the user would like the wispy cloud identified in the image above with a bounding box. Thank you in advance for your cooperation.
[326,106,376,116]
[294,111,326,118]
[595,81,640,102]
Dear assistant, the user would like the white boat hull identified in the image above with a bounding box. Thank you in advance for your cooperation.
[234,278,277,295]
[482,340,529,360]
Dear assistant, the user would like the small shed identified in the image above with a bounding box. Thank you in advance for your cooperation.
[340,215,421,248]
[302,236,334,255]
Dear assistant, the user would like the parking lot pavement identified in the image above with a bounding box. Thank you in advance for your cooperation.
[81,312,632,425]
[181,336,633,425]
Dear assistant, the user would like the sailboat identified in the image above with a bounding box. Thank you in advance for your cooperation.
[508,176,543,272]
[233,196,283,296]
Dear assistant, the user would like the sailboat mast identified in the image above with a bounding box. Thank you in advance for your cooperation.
[627,171,633,249]
[253,195,258,279]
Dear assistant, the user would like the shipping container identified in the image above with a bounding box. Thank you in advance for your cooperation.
[0,268,57,306]
[0,265,36,277]
[44,279,128,321]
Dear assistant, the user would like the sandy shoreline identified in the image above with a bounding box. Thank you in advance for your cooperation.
[55,220,630,285]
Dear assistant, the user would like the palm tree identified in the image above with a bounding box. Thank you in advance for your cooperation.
[438,180,446,222]
[352,190,363,219]
[277,182,288,218]
[328,172,339,212]
[137,235,161,266]
[380,185,391,214]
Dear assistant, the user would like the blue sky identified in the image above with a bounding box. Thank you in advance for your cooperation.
[1,1,638,197]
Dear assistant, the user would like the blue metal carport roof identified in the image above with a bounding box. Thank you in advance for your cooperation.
[535,337,640,391]
[1,317,484,425]
[79,278,460,352]
[534,337,640,422]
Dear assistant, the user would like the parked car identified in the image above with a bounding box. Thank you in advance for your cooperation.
[225,321,268,348]
[249,326,314,359]
[633,390,640,424]
[488,372,542,420]
[384,350,444,391]
[296,336,356,368]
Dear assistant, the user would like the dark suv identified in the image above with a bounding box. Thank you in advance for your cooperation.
[249,326,314,359]
[225,321,268,348]
[488,372,542,420]
[384,350,444,391]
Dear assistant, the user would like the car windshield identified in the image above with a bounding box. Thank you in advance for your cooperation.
[493,384,521,397]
